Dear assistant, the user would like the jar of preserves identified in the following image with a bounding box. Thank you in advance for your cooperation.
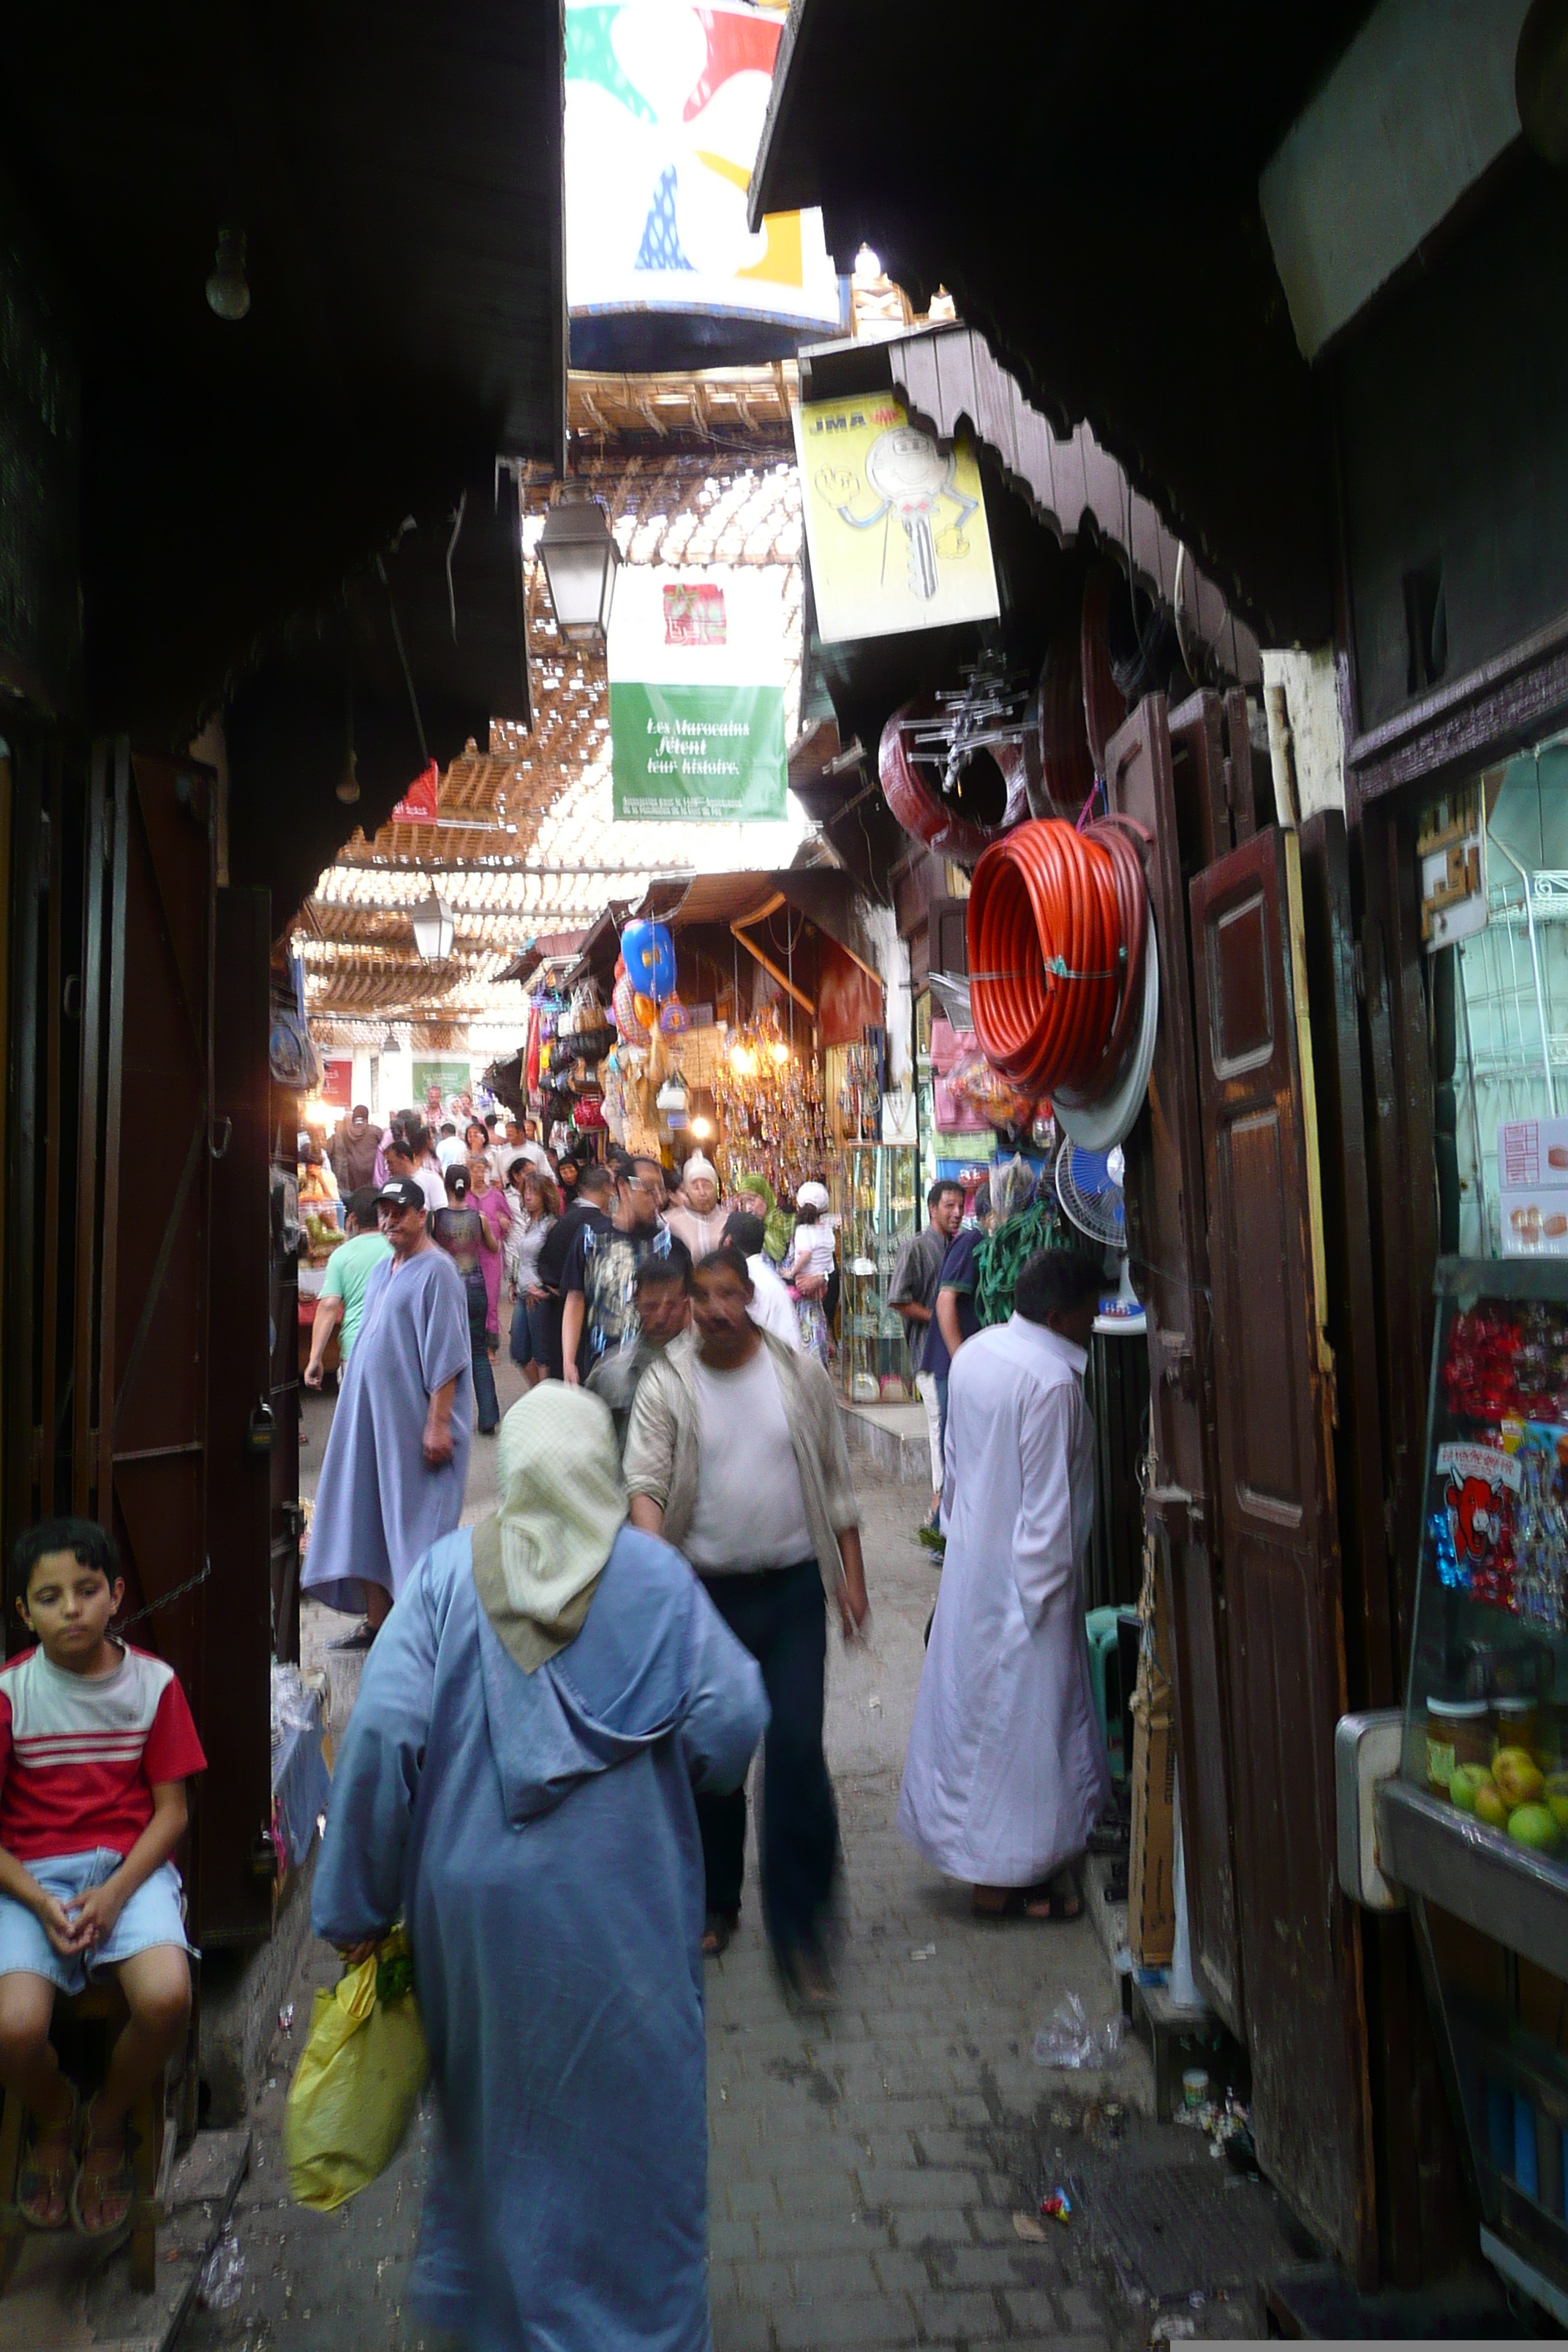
[1425,1695,1490,1793]
[1492,1694,1540,1757]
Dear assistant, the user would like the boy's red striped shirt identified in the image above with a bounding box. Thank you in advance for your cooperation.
[0,1642,206,1861]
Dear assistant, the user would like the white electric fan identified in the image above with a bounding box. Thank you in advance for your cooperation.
[1054,1140,1144,1328]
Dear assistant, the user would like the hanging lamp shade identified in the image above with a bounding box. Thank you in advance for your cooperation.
[411,890,455,962]
[538,485,619,644]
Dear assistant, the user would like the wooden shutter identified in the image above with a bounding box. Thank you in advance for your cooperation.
[1189,823,1375,2274]
[1106,696,1244,2037]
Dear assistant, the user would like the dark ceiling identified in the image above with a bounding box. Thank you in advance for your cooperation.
[751,0,1374,648]
[2,0,565,919]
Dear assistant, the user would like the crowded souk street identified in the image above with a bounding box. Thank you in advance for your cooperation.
[7,5,1568,2350]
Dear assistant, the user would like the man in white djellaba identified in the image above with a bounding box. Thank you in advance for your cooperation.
[897,1247,1111,1919]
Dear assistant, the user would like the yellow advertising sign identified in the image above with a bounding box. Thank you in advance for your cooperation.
[794,393,1000,645]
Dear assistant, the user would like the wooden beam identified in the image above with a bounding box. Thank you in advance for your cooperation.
[730,916,813,1015]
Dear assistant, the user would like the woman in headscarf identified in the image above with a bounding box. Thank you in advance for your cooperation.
[312,1385,768,2351]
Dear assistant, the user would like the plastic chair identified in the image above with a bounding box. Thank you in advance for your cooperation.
[1085,1605,1126,1773]
[0,1982,164,2291]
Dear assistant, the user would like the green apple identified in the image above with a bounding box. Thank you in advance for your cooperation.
[1548,1793,1568,1835]
[1507,1803,1562,1852]
[1450,1765,1492,1812]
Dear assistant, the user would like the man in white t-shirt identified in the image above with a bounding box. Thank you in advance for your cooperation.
[625,1246,866,1999]
[384,1134,447,1217]
[722,1210,799,1352]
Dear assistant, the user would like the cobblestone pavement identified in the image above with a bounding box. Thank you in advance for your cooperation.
[199,1382,1155,2351]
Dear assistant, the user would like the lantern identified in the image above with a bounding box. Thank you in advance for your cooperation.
[538,484,619,644]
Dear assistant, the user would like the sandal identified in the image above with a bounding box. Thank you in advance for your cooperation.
[70,2095,136,2239]
[18,2087,78,2231]
[1022,1868,1083,1923]
[701,1911,738,1958]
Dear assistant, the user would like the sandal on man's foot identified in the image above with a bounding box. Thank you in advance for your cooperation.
[18,2089,78,2230]
[70,2097,136,2238]
[701,1910,738,1957]
[1022,1869,1082,1923]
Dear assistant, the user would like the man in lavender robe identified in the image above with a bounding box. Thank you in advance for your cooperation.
[302,1176,472,1637]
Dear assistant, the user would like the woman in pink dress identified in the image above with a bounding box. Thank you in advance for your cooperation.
[467,1152,513,1345]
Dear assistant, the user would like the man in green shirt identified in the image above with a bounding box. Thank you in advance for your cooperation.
[304,1188,393,1388]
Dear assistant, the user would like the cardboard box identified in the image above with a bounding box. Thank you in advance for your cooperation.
[1500,1118,1568,1190]
[1128,1691,1176,1966]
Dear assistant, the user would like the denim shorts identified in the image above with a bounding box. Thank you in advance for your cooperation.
[0,1847,194,1994]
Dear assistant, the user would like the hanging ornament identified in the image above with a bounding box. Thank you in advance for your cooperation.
[658,995,691,1037]
[633,990,657,1030]
[622,919,677,1000]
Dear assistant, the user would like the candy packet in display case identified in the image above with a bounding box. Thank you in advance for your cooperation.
[1433,1441,1520,1608]
[1504,1421,1568,1635]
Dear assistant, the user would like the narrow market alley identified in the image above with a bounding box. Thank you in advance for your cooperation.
[157,1375,1313,2352]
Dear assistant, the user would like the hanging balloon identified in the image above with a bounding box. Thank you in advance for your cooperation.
[658,996,691,1037]
[633,990,657,1030]
[612,973,641,1042]
[622,919,677,1000]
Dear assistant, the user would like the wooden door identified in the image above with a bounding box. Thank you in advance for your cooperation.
[203,886,274,1941]
[90,745,220,1926]
[1189,824,1375,2275]
[1107,695,1244,2036]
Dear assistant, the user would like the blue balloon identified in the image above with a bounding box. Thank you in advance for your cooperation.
[621,920,676,1000]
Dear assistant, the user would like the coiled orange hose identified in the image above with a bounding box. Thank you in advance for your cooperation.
[965,816,1149,1103]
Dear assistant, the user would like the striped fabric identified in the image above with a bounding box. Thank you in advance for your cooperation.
[0,1643,206,1861]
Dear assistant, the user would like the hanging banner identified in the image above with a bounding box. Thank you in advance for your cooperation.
[565,0,846,350]
[608,569,786,821]
[391,761,440,824]
[794,393,1000,645]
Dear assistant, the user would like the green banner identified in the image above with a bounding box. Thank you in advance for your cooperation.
[611,681,786,822]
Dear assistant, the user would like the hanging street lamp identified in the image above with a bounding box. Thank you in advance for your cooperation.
[538,483,619,644]
[411,889,455,962]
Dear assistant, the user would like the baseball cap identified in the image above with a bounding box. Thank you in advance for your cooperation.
[377,1177,427,1214]
[796,1180,830,1211]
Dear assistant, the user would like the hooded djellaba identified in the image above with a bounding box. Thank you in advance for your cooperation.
[313,1383,768,2352]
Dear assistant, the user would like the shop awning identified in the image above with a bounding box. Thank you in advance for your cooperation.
[751,1,1374,647]
[804,326,1262,689]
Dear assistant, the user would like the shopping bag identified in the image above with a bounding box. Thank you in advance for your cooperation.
[284,1925,429,2211]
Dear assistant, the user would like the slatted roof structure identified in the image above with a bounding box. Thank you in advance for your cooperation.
[300,423,809,1042]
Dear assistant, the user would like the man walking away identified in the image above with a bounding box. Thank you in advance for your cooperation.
[303,1188,392,1391]
[723,1210,800,1351]
[898,1248,1110,1918]
[586,1258,689,1451]
[561,1162,690,1388]
[328,1104,382,1194]
[533,1161,615,1382]
[626,1248,867,1997]
[301,1176,472,1641]
[889,1180,964,1519]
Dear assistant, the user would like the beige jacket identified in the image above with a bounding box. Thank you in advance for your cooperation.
[623,1326,861,1594]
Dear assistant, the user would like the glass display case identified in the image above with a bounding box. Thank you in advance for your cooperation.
[830,1144,917,1403]
[1385,1257,1568,2313]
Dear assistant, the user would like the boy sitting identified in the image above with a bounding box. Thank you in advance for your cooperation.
[0,1519,204,2234]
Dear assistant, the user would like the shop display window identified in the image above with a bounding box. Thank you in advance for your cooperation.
[830,1145,916,1403]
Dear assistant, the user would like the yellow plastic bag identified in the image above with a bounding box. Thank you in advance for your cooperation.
[284,1926,429,2211]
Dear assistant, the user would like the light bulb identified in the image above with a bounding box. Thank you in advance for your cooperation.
[688,1115,713,1139]
[769,1040,790,1066]
[206,226,250,321]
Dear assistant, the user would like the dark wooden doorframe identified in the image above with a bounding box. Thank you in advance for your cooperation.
[1189,822,1376,2279]
[1107,691,1247,2038]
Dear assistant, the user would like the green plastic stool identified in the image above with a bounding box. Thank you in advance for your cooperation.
[1085,1606,1125,1772]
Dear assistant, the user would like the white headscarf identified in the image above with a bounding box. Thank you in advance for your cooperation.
[472,1385,627,1673]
